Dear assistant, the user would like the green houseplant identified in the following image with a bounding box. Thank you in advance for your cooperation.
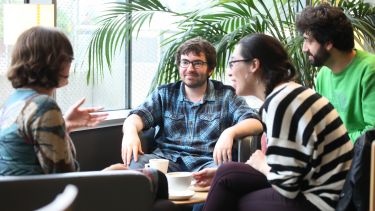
[86,0,375,90]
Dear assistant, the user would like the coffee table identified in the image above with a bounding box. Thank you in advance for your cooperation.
[171,191,208,205]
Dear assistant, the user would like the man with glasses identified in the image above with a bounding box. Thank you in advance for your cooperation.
[121,37,263,172]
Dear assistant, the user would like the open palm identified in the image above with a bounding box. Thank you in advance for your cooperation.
[64,98,108,132]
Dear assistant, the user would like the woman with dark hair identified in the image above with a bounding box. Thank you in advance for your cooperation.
[193,34,353,211]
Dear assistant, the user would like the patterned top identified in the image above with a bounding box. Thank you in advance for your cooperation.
[262,82,353,210]
[130,80,259,171]
[0,89,79,175]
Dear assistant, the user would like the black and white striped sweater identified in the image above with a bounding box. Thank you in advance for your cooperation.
[262,82,353,211]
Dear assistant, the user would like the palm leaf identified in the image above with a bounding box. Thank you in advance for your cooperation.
[85,0,174,84]
[86,0,375,90]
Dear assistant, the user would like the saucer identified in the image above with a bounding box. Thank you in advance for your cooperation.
[169,190,195,200]
[189,185,210,192]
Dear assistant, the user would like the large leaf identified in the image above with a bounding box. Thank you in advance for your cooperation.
[86,0,375,90]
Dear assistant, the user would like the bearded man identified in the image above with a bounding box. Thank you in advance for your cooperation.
[296,3,375,142]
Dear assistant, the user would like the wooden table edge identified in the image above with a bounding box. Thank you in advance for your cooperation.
[171,191,208,205]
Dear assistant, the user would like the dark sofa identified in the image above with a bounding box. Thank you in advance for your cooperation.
[0,170,153,211]
[70,125,260,171]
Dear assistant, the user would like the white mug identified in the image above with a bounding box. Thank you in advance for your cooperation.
[166,172,193,193]
[144,159,169,174]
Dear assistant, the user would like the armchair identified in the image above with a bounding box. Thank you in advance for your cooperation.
[0,170,153,211]
[35,184,78,211]
[336,129,375,211]
[236,135,261,162]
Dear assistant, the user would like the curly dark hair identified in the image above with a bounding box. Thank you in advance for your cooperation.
[296,3,354,52]
[238,33,296,96]
[7,26,74,89]
[175,37,217,72]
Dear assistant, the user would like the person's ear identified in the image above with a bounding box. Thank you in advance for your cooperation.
[325,41,333,51]
[249,58,260,73]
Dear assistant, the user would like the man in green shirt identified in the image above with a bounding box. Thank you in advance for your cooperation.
[296,3,375,142]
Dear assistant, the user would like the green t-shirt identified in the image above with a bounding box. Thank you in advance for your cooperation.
[316,50,375,142]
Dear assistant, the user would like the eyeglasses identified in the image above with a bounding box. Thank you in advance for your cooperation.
[228,59,251,69]
[180,60,207,69]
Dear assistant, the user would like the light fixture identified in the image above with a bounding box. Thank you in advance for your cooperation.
[3,3,55,45]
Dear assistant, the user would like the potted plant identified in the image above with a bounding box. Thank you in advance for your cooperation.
[86,0,375,90]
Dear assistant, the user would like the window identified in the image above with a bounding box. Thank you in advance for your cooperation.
[130,0,208,108]
[55,0,127,112]
[0,0,209,114]
[0,0,127,112]
[0,0,24,107]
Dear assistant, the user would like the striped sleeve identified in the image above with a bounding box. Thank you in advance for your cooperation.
[263,83,352,210]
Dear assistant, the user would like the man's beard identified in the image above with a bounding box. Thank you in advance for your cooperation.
[308,46,330,67]
[184,77,207,88]
[183,73,209,89]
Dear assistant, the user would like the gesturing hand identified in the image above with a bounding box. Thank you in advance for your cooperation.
[64,98,108,132]
[192,168,217,187]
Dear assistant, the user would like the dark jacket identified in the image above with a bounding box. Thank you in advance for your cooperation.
[336,129,375,211]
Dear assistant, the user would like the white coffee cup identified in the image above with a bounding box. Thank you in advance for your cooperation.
[144,159,169,174]
[166,172,193,193]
